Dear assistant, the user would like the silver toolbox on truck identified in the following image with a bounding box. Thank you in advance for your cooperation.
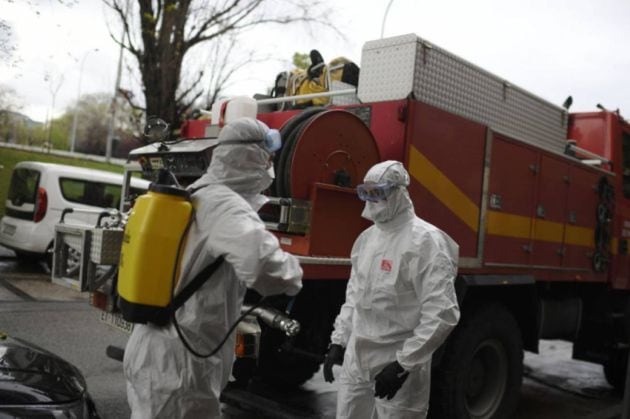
[358,33,569,155]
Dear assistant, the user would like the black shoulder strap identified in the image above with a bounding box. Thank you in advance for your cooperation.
[169,256,225,312]
[187,184,208,195]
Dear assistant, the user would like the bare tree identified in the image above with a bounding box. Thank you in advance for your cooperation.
[64,92,140,156]
[105,0,335,127]
[0,84,24,142]
[2,0,77,68]
[0,84,20,111]
[0,19,16,65]
[202,35,271,109]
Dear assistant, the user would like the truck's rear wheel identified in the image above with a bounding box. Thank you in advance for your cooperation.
[603,349,628,392]
[431,304,523,419]
[256,327,324,387]
[255,280,346,387]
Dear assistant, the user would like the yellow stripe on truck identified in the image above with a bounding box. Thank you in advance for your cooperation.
[565,225,594,247]
[486,211,531,239]
[408,146,480,232]
[533,219,565,243]
[408,146,597,248]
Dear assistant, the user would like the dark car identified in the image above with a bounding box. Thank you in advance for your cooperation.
[0,333,99,418]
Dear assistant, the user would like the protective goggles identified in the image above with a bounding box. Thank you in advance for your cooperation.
[356,182,398,202]
[220,129,282,153]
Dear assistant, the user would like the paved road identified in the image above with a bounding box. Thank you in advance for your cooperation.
[0,245,623,418]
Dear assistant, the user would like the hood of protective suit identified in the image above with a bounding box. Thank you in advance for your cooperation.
[188,117,273,198]
[361,161,414,226]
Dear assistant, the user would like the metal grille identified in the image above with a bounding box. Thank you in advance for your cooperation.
[358,34,568,154]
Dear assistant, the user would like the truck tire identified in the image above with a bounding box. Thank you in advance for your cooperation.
[431,304,523,419]
[604,350,628,392]
[255,281,346,387]
[256,327,324,387]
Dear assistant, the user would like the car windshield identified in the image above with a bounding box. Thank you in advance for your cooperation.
[8,168,40,207]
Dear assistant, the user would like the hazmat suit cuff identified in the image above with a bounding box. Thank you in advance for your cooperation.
[285,282,302,296]
[396,351,428,372]
[330,334,347,347]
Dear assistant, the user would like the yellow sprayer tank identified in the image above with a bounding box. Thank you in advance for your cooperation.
[118,184,192,324]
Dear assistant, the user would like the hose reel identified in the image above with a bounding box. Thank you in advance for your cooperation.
[274,108,381,199]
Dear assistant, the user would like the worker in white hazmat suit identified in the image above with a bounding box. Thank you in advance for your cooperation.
[323,160,460,419]
[123,117,303,419]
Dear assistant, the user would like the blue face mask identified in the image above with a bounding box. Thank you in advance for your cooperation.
[264,129,282,153]
[219,129,282,153]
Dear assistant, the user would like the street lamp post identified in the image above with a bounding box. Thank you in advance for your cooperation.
[105,0,131,163]
[69,49,98,153]
[380,0,395,39]
[46,73,64,153]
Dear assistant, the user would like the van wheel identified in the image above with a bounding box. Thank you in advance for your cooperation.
[45,244,54,272]
[14,251,38,262]
[431,304,523,419]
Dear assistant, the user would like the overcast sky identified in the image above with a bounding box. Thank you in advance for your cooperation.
[1,0,629,123]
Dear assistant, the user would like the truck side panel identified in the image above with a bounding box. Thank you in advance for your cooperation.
[531,155,569,268]
[564,166,602,273]
[404,101,486,260]
[485,135,538,267]
[400,99,613,283]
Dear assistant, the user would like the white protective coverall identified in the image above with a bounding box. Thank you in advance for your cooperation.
[123,117,303,419]
[330,160,460,419]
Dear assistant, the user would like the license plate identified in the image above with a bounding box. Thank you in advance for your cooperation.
[100,311,134,334]
[2,223,16,236]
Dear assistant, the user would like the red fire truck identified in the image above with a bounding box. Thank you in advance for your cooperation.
[56,34,630,418]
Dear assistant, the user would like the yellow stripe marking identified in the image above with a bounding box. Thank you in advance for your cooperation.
[408,146,480,232]
[407,146,598,249]
[533,219,565,243]
[487,211,531,239]
[565,225,594,247]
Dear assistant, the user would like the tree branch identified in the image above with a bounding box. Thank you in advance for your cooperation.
[185,0,247,47]
[119,90,146,112]
[176,70,204,103]
[103,0,140,55]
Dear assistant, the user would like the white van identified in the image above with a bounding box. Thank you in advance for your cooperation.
[0,161,149,267]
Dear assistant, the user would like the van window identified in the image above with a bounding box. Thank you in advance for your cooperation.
[59,178,122,209]
[5,168,40,219]
[8,168,40,207]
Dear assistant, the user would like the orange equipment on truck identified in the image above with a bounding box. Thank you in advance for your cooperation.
[81,34,629,419]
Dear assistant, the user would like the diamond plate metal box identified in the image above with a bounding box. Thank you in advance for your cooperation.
[90,228,123,265]
[331,81,360,106]
[358,34,569,154]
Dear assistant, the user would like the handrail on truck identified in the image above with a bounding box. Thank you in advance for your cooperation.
[197,88,358,117]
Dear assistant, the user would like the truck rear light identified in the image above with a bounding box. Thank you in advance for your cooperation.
[91,291,109,311]
[234,330,259,358]
[235,333,246,358]
[33,187,47,223]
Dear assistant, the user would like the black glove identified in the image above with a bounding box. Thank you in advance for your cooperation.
[323,344,345,383]
[374,361,409,400]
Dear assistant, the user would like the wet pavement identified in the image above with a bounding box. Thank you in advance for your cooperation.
[0,244,624,418]
[219,345,622,419]
[0,245,86,301]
